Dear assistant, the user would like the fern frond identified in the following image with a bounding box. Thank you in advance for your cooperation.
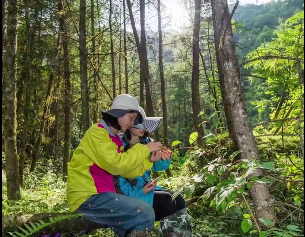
[9,213,83,237]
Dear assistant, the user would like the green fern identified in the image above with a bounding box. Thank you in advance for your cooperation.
[8,214,83,237]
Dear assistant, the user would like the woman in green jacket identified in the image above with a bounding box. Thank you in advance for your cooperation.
[66,94,170,237]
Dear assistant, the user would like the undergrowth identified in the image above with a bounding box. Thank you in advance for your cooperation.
[2,133,304,236]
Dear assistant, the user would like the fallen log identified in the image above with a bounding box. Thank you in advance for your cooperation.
[3,197,200,236]
[2,213,106,237]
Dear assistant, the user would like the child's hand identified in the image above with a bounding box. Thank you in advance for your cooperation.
[161,147,172,160]
[143,182,155,194]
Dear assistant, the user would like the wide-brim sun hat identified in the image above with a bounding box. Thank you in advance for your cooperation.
[138,107,163,134]
[102,94,142,118]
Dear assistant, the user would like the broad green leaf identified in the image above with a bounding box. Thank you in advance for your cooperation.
[221,200,227,213]
[243,213,251,219]
[258,218,275,227]
[259,162,276,171]
[293,196,301,207]
[259,232,267,237]
[247,182,253,189]
[227,190,238,202]
[207,174,216,184]
[201,186,216,200]
[189,132,198,145]
[206,138,216,145]
[272,230,284,236]
[238,187,245,194]
[257,177,272,184]
[171,140,181,147]
[215,187,234,207]
[241,219,252,233]
[286,224,302,232]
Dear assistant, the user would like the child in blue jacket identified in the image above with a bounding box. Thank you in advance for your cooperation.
[114,107,193,237]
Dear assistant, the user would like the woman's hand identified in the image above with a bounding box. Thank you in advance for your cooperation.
[143,182,155,194]
[146,142,162,152]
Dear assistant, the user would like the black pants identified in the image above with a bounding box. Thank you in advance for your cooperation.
[153,190,186,221]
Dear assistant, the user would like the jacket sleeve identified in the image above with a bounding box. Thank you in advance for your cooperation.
[118,177,145,198]
[82,125,152,179]
[152,158,171,172]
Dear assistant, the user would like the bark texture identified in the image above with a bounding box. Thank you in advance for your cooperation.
[211,0,277,224]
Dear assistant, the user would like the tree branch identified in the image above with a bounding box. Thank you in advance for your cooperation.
[240,56,304,67]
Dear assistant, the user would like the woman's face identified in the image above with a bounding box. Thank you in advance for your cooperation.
[130,127,145,137]
[118,112,138,132]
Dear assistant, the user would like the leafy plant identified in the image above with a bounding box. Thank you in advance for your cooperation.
[8,214,83,237]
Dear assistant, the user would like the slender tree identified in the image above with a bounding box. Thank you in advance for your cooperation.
[211,0,277,224]
[191,0,205,146]
[123,0,128,94]
[58,0,72,180]
[157,0,168,147]
[4,0,21,200]
[109,0,116,98]
[79,0,90,134]
[126,0,144,106]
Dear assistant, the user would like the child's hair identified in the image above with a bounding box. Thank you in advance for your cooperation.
[102,113,121,130]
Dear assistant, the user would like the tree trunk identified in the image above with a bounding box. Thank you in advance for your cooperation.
[52,33,62,163]
[19,6,32,186]
[207,20,223,128]
[157,0,168,147]
[211,0,277,224]
[91,0,98,122]
[123,0,128,94]
[191,0,205,147]
[58,0,71,180]
[2,0,5,42]
[139,0,160,141]
[210,6,237,146]
[30,72,54,172]
[3,0,21,200]
[118,8,122,94]
[109,0,116,98]
[126,0,144,106]
[139,0,154,116]
[79,0,90,134]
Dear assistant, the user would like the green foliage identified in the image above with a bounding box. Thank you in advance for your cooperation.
[233,0,303,57]
[245,10,304,126]
[160,125,303,236]
[189,132,198,145]
[8,214,82,237]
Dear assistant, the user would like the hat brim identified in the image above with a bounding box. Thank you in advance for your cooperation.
[102,109,140,118]
[144,117,163,134]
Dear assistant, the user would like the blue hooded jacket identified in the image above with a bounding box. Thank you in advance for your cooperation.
[114,137,171,206]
